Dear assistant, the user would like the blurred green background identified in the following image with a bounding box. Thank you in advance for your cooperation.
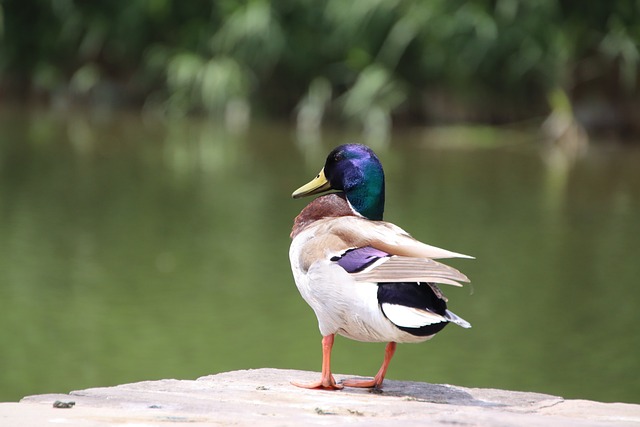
[2,0,640,138]
[1,0,639,404]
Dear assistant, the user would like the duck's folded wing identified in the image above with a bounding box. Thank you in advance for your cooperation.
[326,217,474,260]
[352,255,469,287]
[332,246,469,287]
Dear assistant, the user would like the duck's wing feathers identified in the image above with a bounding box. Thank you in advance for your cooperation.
[334,246,469,287]
[327,216,474,260]
[352,255,469,286]
[298,217,472,287]
[321,216,471,287]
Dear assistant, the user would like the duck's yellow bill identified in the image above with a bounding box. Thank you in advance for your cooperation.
[292,168,332,198]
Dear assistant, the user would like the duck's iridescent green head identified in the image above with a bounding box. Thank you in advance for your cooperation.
[292,144,385,220]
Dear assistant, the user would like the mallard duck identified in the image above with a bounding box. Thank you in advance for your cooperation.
[289,144,472,390]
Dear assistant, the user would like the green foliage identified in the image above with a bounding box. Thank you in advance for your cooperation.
[0,0,638,130]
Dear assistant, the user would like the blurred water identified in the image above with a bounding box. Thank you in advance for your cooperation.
[0,107,639,403]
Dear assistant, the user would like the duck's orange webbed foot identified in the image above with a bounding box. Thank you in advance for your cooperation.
[341,377,382,389]
[291,376,344,391]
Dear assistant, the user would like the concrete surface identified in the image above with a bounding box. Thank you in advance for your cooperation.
[1,368,638,426]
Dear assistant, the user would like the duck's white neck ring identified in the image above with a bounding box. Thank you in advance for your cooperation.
[346,198,366,218]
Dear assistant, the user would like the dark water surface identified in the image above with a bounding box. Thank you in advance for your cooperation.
[1,107,638,403]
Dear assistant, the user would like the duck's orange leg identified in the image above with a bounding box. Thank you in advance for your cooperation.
[342,342,397,389]
[291,334,343,390]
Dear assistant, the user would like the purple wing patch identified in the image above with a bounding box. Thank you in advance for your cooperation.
[332,247,390,273]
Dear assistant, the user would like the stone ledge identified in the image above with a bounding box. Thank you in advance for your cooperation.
[1,368,638,426]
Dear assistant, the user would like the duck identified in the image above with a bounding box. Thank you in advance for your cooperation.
[289,143,472,390]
